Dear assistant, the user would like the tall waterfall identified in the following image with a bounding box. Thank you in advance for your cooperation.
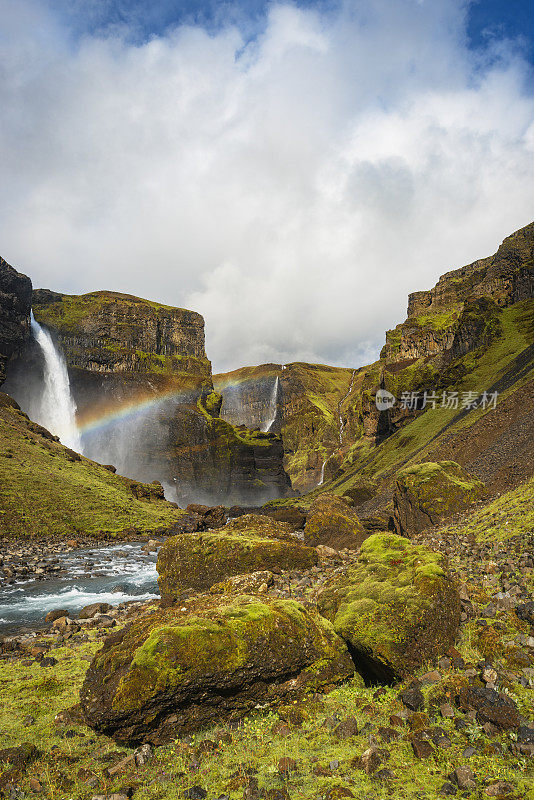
[262,376,280,433]
[30,312,83,453]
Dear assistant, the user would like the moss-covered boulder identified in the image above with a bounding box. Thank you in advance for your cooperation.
[80,595,355,744]
[157,525,317,599]
[303,494,368,550]
[317,533,460,681]
[392,461,486,535]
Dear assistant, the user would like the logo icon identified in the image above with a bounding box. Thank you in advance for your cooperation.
[375,389,396,411]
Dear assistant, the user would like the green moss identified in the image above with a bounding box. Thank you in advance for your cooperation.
[317,533,459,678]
[411,305,462,331]
[1,614,533,800]
[303,493,366,549]
[0,401,183,538]
[395,461,486,524]
[157,530,318,597]
[34,290,184,334]
[439,475,534,545]
[81,596,355,740]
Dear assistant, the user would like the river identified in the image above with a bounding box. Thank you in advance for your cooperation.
[0,542,159,636]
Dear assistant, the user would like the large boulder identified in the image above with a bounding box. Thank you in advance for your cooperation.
[392,461,486,535]
[317,533,460,681]
[304,493,368,550]
[157,520,317,599]
[80,595,355,744]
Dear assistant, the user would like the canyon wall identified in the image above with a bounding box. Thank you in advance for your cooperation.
[5,288,292,506]
[215,221,534,495]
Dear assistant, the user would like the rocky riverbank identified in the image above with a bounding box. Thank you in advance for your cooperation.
[0,478,532,800]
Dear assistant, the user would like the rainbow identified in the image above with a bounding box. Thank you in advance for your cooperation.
[77,387,194,437]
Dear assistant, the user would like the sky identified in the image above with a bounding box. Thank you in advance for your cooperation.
[1,0,533,373]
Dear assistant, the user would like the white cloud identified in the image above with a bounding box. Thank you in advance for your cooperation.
[1,0,533,372]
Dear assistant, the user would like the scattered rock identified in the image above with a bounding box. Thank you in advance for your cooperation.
[360,746,381,774]
[450,766,476,790]
[458,686,520,730]
[483,781,515,798]
[411,738,433,759]
[399,682,424,711]
[45,609,70,623]
[210,571,274,595]
[333,716,359,739]
[78,603,112,619]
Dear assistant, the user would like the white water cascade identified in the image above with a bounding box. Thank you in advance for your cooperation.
[30,312,83,453]
[318,459,326,486]
[262,376,280,433]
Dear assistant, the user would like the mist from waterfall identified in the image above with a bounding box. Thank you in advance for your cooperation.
[262,376,280,433]
[30,312,83,453]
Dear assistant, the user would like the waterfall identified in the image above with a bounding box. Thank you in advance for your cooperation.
[318,458,326,486]
[30,312,83,453]
[262,376,280,432]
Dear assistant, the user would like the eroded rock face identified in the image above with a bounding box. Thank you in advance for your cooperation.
[392,461,486,535]
[317,533,460,681]
[304,494,368,550]
[0,257,32,386]
[80,595,355,744]
[157,522,317,599]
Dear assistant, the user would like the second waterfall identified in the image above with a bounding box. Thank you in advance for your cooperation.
[30,312,83,453]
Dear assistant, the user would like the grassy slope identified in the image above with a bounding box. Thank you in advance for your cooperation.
[0,397,184,538]
[440,474,534,545]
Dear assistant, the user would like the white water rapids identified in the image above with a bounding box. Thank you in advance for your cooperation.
[30,312,82,452]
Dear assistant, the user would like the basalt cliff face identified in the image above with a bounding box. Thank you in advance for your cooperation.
[5,288,292,506]
[0,258,32,387]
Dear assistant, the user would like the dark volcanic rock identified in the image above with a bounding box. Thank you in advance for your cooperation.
[0,256,32,386]
[80,595,354,745]
[458,686,521,730]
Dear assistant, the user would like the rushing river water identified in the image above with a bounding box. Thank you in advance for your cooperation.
[0,543,159,636]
